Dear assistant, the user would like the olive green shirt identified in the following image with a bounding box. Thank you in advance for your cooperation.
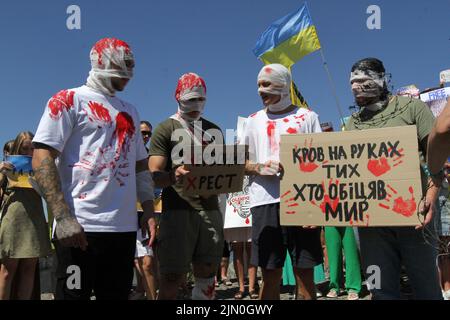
[346,95,435,192]
[149,118,223,211]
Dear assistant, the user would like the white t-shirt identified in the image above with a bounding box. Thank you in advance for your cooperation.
[33,85,148,232]
[243,107,322,208]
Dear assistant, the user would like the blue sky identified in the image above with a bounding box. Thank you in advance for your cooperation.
[1,0,449,147]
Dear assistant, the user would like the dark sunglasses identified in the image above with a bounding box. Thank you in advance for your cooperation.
[141,131,152,137]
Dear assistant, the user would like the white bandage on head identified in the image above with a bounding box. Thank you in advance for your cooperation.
[257,64,292,112]
[86,38,134,96]
[136,170,155,204]
[175,73,207,122]
[191,277,216,300]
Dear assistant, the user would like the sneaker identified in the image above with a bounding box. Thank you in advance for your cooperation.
[443,289,450,300]
[347,292,359,300]
[129,291,145,300]
[316,291,323,298]
[326,289,338,298]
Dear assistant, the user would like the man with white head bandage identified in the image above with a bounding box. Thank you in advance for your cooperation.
[148,72,224,300]
[243,63,323,300]
[32,37,156,300]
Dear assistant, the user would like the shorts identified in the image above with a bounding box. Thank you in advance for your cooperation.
[157,209,224,275]
[251,203,323,270]
[135,230,154,258]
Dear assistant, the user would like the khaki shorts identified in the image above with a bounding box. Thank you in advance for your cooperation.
[157,209,224,275]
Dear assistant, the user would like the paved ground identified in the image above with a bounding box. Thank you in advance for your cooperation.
[39,254,374,300]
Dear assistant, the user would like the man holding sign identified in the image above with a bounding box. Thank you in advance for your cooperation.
[243,64,323,300]
[149,73,224,300]
[346,58,442,299]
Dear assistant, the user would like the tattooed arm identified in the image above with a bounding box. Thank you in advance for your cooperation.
[32,143,87,250]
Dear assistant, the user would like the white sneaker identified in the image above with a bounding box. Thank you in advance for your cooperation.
[347,292,359,300]
[326,289,338,298]
[443,289,450,300]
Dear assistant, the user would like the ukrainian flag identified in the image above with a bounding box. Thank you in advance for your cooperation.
[253,3,321,67]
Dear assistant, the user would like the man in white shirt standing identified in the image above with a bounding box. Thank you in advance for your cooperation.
[32,38,156,300]
[244,64,323,300]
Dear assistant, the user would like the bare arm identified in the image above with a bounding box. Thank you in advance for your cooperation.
[149,155,189,188]
[427,101,450,174]
[32,143,87,249]
[135,158,156,246]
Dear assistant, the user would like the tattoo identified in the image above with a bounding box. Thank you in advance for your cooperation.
[34,156,83,240]
[33,157,71,220]
[245,162,263,175]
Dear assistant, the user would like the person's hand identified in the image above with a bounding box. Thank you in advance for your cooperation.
[0,161,14,174]
[140,212,156,248]
[173,165,190,183]
[55,214,88,250]
[259,160,280,176]
[416,187,438,230]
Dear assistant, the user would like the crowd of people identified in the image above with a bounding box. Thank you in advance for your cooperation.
[0,37,449,300]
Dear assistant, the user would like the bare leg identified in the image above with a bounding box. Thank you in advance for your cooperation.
[0,258,20,300]
[246,243,257,292]
[232,242,245,293]
[140,255,157,300]
[158,273,183,300]
[15,258,38,300]
[133,258,145,294]
[294,267,316,300]
[260,268,282,300]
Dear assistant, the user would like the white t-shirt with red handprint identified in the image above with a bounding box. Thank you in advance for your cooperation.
[33,85,148,232]
[243,107,322,209]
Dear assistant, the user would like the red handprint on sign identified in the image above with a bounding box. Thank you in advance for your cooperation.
[281,189,298,215]
[367,148,404,177]
[311,179,340,214]
[295,139,328,173]
[378,185,416,217]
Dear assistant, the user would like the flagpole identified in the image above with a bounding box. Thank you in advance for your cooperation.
[319,48,347,129]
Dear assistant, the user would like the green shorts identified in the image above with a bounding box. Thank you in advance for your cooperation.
[157,209,224,275]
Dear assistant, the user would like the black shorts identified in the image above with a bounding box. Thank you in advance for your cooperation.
[251,203,323,270]
[54,232,136,300]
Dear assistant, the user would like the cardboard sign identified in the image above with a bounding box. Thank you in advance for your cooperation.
[420,87,450,118]
[224,175,252,228]
[396,84,419,98]
[420,87,450,102]
[280,126,422,227]
[5,155,33,188]
[183,164,245,196]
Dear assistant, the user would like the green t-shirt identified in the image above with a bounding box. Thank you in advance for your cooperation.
[149,117,223,211]
[346,95,435,192]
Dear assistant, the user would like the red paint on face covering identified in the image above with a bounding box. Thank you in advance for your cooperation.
[175,73,206,101]
[264,67,272,74]
[93,38,131,66]
[113,112,135,160]
[48,90,75,120]
[88,101,111,124]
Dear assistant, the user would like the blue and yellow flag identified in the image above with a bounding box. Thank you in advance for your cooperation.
[253,3,321,67]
